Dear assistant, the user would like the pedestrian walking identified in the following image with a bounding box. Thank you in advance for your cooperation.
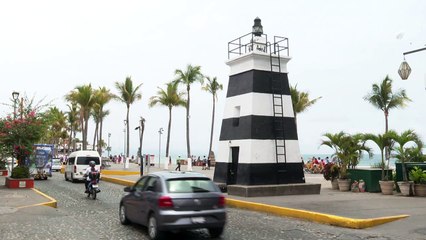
[175,160,181,171]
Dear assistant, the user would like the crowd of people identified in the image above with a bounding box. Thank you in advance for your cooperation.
[303,156,334,174]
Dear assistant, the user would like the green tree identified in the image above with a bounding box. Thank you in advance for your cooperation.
[148,81,186,159]
[391,129,423,182]
[65,84,96,150]
[290,84,322,127]
[320,132,371,179]
[114,77,143,157]
[91,87,113,155]
[362,131,396,180]
[174,64,204,158]
[202,76,223,161]
[43,107,68,155]
[363,75,411,133]
[66,102,80,153]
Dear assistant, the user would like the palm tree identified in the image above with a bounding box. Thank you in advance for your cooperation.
[363,130,397,180]
[44,107,68,156]
[114,77,143,157]
[290,84,322,127]
[391,129,423,182]
[66,102,80,153]
[364,75,411,134]
[65,84,96,150]
[201,76,223,162]
[148,81,186,159]
[320,132,371,179]
[92,87,113,155]
[174,64,204,158]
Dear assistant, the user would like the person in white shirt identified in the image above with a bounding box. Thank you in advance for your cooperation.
[83,161,99,193]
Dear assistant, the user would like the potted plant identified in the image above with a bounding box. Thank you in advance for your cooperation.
[323,162,339,189]
[320,132,371,191]
[392,129,423,196]
[363,131,395,194]
[409,166,426,197]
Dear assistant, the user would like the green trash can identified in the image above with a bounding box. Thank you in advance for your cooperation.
[347,168,392,192]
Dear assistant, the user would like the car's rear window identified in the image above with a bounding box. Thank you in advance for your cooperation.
[166,178,217,193]
[76,157,100,165]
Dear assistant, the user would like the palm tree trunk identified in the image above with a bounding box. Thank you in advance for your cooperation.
[83,112,89,150]
[98,118,103,156]
[186,87,191,158]
[208,94,215,160]
[92,122,98,151]
[166,107,172,158]
[126,106,130,158]
[68,127,73,154]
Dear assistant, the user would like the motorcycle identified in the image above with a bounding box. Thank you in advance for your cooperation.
[87,172,100,200]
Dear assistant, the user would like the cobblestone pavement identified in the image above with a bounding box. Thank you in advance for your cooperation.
[0,172,410,240]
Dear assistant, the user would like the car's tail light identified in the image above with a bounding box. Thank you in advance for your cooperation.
[73,165,76,173]
[158,196,173,208]
[218,195,225,207]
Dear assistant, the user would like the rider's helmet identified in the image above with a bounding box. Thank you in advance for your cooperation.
[89,161,96,167]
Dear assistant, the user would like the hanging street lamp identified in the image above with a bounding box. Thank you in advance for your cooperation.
[398,47,426,80]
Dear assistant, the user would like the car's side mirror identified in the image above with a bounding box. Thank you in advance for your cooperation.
[124,186,134,192]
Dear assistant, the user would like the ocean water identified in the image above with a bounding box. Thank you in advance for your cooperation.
[302,154,396,167]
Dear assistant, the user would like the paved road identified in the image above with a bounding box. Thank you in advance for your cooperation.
[0,172,411,239]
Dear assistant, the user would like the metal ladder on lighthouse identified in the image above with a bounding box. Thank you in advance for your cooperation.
[269,37,287,180]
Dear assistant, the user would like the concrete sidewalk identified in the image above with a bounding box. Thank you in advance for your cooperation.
[102,162,426,231]
[0,176,57,214]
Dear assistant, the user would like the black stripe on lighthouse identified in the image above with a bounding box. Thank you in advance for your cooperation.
[226,69,290,97]
[219,115,298,141]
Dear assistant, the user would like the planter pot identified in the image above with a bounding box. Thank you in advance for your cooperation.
[5,177,34,189]
[337,179,351,191]
[331,179,339,190]
[413,184,426,197]
[379,180,394,195]
[397,181,413,196]
[0,169,8,176]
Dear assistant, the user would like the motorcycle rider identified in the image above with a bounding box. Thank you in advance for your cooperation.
[83,161,100,193]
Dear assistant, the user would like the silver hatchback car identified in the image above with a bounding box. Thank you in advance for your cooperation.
[119,171,226,240]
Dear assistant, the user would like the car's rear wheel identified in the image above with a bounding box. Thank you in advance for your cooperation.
[208,227,224,238]
[119,204,130,225]
[71,173,76,183]
[148,213,164,240]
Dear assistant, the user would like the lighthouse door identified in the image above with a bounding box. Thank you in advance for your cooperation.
[227,147,239,185]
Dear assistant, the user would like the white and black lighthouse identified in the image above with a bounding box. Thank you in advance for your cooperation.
[213,18,311,194]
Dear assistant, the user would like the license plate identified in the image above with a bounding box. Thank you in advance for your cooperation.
[92,184,98,188]
[191,217,205,224]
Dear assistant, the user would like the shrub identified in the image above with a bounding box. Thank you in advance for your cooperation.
[11,166,30,179]
[323,163,339,181]
[409,167,426,184]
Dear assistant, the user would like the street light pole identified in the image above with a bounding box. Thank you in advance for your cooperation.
[11,91,19,172]
[158,127,163,168]
[135,117,145,175]
[123,120,128,168]
[107,133,111,157]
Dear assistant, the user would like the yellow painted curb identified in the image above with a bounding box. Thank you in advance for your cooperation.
[226,198,408,229]
[17,188,57,209]
[101,175,409,229]
[102,176,135,186]
[101,170,140,175]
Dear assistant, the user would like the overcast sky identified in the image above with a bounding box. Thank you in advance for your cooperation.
[1,0,426,158]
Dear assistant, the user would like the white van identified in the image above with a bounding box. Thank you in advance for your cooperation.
[64,150,102,182]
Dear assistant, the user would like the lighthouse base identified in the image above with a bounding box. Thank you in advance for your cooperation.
[227,183,321,197]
